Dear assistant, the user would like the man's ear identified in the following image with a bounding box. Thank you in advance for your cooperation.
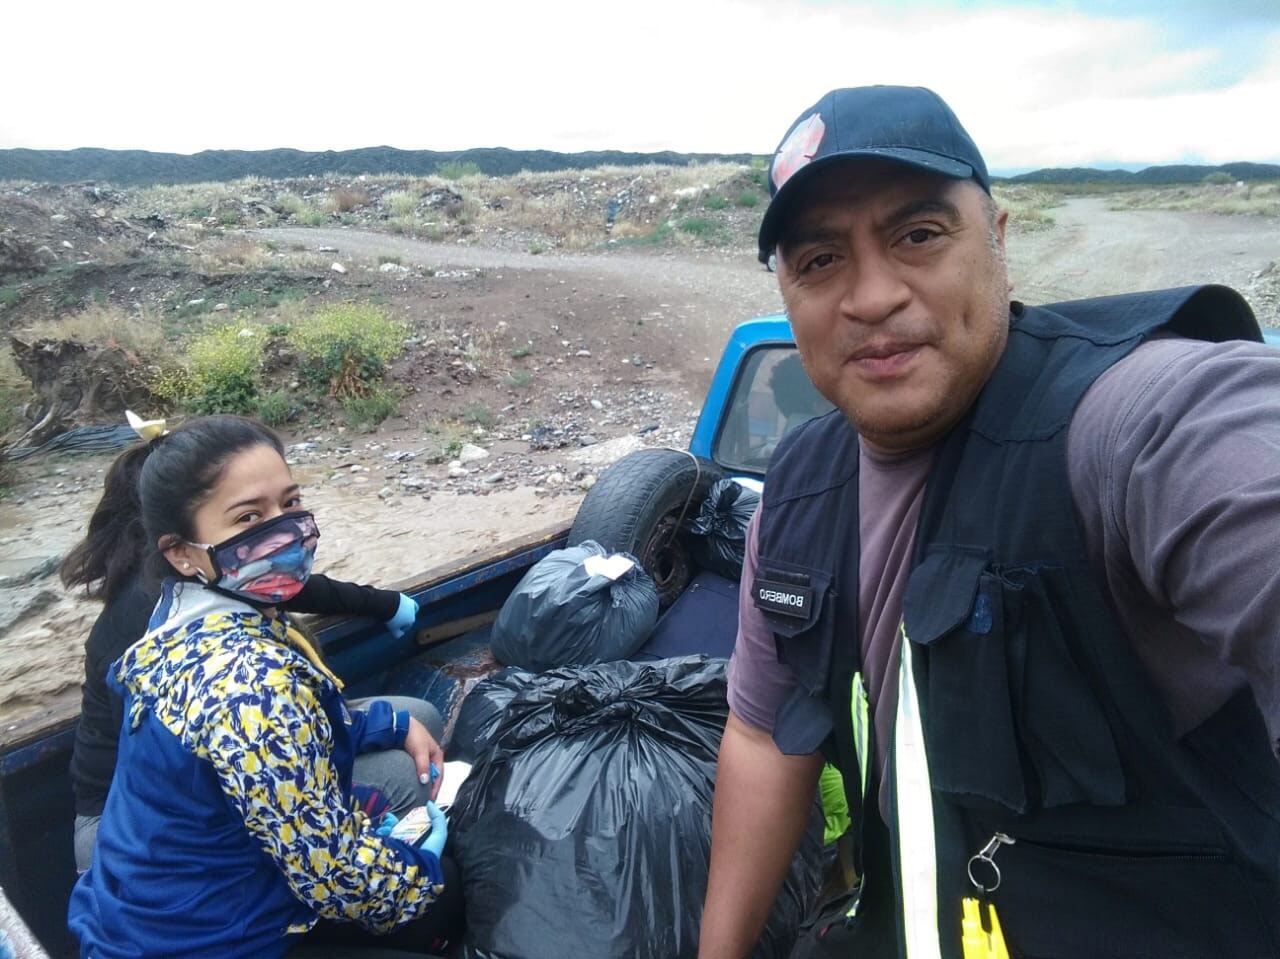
[160,537,205,579]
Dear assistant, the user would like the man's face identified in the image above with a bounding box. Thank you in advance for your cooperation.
[775,160,1010,453]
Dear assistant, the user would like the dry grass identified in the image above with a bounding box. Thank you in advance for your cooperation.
[190,236,273,272]
[993,184,1060,232]
[326,187,372,213]
[1106,181,1280,217]
[20,303,166,354]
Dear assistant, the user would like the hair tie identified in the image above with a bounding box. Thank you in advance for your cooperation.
[126,410,168,443]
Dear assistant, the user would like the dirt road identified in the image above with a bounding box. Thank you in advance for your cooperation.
[1009,198,1279,323]
[262,227,785,364]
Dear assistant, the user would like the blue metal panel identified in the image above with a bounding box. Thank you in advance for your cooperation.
[689,314,793,459]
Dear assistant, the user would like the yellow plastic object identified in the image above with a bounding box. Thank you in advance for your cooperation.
[961,898,1010,959]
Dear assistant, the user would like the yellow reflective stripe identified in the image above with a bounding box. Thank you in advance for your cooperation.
[894,620,942,959]
[840,671,873,919]
[851,671,871,799]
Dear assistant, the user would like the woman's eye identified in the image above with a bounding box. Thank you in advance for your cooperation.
[236,511,262,525]
[285,495,303,509]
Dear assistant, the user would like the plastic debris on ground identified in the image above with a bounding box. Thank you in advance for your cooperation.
[490,540,659,671]
[450,656,823,959]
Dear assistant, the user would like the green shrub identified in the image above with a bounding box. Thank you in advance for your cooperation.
[298,208,327,227]
[735,190,760,208]
[185,325,262,413]
[0,385,27,438]
[1202,171,1233,185]
[385,191,418,217]
[504,369,534,388]
[678,216,718,238]
[254,390,295,426]
[437,161,482,180]
[377,253,403,266]
[510,345,533,359]
[288,304,406,398]
[704,194,728,211]
[277,193,308,217]
[0,286,22,309]
[233,288,262,310]
[463,402,492,427]
[343,387,399,429]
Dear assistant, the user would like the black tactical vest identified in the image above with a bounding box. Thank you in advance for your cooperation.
[755,286,1280,958]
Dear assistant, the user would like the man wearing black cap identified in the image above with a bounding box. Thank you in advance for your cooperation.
[699,86,1280,959]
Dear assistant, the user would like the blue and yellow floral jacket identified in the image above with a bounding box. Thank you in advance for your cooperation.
[68,580,444,959]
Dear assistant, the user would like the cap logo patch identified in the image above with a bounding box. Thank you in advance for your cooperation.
[771,113,825,191]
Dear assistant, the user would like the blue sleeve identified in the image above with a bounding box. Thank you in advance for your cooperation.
[348,699,411,754]
[202,684,443,933]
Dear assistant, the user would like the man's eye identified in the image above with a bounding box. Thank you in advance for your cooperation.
[902,228,938,246]
[800,252,836,273]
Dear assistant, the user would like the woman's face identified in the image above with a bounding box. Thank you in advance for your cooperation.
[162,445,304,581]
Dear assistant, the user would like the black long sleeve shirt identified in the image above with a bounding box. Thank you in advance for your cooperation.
[71,573,400,817]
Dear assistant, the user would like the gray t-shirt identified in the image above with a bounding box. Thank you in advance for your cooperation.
[727,337,1280,774]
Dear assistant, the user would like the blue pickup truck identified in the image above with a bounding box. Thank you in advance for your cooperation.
[3,311,1275,954]
[0,314,828,956]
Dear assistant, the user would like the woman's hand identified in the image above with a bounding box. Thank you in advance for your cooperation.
[385,594,419,639]
[403,716,444,801]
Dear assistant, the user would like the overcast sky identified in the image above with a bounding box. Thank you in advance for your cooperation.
[4,0,1278,172]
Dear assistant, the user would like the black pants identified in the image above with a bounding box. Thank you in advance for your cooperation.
[290,855,465,958]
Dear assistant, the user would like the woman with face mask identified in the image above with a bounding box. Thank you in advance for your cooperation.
[66,415,462,959]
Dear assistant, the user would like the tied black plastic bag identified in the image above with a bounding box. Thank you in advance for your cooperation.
[490,540,659,671]
[450,657,823,959]
[447,667,532,763]
[686,478,761,581]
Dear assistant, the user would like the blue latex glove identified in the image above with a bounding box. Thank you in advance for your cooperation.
[385,593,419,639]
[421,801,449,858]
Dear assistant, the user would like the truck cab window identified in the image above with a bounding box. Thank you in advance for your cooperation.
[714,347,833,472]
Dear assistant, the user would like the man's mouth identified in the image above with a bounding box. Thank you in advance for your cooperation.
[848,342,923,378]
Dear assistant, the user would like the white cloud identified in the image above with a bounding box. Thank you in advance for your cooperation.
[0,0,1276,166]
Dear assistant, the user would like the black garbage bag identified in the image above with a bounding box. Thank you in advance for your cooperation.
[686,479,761,581]
[450,656,823,959]
[490,540,659,671]
[447,667,532,762]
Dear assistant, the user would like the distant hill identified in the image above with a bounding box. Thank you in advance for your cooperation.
[0,146,758,186]
[1,145,1277,187]
[1003,161,1280,184]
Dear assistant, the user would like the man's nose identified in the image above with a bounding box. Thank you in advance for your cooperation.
[837,252,910,325]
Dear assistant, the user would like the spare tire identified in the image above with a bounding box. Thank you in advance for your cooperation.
[569,449,722,607]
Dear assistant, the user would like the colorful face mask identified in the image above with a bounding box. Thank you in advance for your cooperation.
[192,511,319,605]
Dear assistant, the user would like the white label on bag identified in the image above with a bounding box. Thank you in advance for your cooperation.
[582,554,636,581]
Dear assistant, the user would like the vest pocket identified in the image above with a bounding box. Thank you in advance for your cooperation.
[991,833,1277,958]
[904,552,1126,813]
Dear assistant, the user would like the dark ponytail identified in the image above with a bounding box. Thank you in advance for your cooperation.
[62,415,286,602]
[60,443,152,604]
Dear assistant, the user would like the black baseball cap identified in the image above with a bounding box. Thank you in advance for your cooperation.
[757,85,990,263]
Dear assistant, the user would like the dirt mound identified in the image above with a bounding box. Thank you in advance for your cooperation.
[0,232,47,283]
[6,335,162,449]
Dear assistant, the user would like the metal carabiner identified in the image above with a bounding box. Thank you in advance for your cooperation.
[966,832,1016,894]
